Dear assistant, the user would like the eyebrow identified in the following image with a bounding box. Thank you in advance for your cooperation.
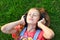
[28,12,39,15]
[33,13,39,15]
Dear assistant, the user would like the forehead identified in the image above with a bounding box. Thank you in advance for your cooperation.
[28,8,40,15]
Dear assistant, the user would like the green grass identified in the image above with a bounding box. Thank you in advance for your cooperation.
[0,0,60,40]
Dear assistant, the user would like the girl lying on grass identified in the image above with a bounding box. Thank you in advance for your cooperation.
[1,8,55,40]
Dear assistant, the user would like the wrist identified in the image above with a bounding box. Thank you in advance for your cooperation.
[19,20,25,26]
[38,22,45,29]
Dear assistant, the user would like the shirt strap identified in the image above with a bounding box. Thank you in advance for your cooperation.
[20,27,26,36]
[33,30,41,40]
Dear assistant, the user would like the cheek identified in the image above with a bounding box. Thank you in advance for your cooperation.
[26,16,30,22]
[33,17,40,22]
[26,16,29,20]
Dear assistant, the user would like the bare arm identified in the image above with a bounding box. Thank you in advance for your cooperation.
[1,15,25,34]
[38,23,54,39]
[38,18,55,39]
[1,20,22,34]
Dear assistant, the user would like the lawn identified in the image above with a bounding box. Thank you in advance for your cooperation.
[0,0,60,40]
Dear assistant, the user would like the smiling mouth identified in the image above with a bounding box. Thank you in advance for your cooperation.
[29,19,33,20]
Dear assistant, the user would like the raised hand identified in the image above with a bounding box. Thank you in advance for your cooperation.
[38,18,46,27]
[20,15,26,25]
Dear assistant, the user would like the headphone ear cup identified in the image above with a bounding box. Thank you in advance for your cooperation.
[23,15,26,23]
[23,13,27,27]
[40,13,45,20]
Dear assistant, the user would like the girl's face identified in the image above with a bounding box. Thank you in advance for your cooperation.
[27,8,40,24]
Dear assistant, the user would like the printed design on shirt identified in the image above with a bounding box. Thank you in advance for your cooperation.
[20,36,33,40]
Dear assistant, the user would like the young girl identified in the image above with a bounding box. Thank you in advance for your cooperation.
[1,8,55,40]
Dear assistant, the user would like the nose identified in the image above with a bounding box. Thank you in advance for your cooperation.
[30,14,33,18]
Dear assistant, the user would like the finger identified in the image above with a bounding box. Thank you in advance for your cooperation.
[21,15,24,19]
[21,16,25,21]
[42,18,46,24]
[43,18,44,20]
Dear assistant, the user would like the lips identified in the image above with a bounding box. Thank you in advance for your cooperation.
[29,18,33,20]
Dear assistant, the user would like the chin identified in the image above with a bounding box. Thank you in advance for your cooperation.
[27,22,36,24]
[27,20,36,24]
[27,22,32,24]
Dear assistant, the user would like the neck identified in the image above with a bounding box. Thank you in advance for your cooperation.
[27,24,36,32]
